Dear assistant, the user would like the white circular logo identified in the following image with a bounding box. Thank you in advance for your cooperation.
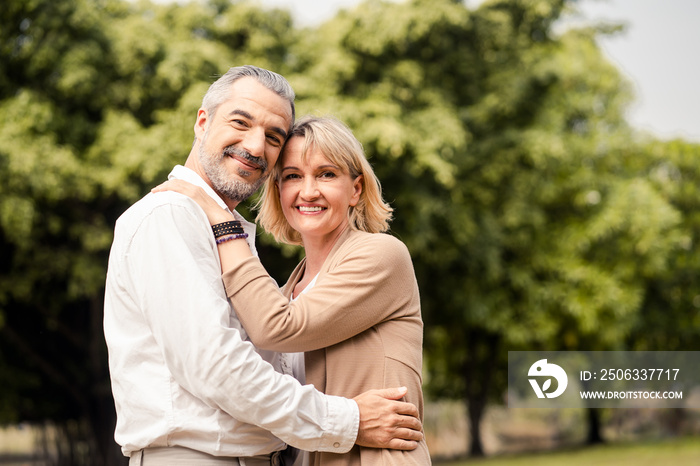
[528,359,568,398]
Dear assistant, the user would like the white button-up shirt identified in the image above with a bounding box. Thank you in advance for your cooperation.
[104,165,358,458]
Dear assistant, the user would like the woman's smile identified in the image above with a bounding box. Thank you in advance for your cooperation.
[296,205,326,213]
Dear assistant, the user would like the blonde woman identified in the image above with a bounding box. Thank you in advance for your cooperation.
[155,116,431,465]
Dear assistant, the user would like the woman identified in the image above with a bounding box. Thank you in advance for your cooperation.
[155,116,431,465]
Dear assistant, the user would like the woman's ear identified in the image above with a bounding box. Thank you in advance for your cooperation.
[350,175,363,207]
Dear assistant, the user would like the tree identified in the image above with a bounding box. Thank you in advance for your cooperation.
[285,0,681,455]
[1,0,695,461]
[0,0,296,463]
[629,138,700,351]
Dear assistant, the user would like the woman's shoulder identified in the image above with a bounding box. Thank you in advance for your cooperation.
[342,230,412,262]
[325,230,418,285]
[344,229,404,247]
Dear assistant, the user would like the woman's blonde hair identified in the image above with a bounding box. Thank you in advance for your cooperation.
[256,116,393,245]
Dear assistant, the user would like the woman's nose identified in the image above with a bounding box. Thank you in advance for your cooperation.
[300,177,319,199]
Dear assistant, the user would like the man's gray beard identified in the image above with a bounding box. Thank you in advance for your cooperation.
[198,143,266,203]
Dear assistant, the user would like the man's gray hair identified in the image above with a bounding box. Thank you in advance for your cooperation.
[201,65,296,131]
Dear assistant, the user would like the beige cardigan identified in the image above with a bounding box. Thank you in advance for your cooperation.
[222,228,431,465]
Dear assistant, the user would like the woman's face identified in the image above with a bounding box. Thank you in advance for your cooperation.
[278,136,362,245]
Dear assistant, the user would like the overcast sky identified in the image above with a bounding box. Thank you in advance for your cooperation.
[256,0,700,142]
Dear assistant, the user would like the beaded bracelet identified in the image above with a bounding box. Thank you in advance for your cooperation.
[215,233,249,244]
[212,221,244,238]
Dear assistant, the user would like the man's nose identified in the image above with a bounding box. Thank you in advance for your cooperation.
[240,128,266,159]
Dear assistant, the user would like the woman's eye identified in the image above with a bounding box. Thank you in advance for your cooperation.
[320,171,336,179]
[283,173,300,180]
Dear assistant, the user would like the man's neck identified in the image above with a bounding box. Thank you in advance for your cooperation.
[184,151,240,212]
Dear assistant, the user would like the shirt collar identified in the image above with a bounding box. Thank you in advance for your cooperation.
[167,165,254,229]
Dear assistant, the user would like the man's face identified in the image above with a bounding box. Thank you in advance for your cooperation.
[195,77,292,203]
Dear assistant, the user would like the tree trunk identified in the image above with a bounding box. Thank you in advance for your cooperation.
[463,331,500,457]
[89,295,129,466]
[467,396,486,457]
[586,407,604,445]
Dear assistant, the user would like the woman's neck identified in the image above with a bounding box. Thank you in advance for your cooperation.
[300,225,349,278]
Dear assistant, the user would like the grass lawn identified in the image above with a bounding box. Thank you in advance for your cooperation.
[435,436,700,466]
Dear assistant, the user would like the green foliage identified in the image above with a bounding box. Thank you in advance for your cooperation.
[1,0,699,462]
[0,0,297,462]
[285,0,681,392]
[282,3,690,455]
[630,139,700,350]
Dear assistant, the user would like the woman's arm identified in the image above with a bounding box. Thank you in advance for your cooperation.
[224,233,421,353]
[152,181,420,353]
[151,179,257,269]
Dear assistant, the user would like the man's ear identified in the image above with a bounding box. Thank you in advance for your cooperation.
[194,108,208,140]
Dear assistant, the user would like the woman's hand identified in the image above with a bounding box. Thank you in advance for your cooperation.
[151,179,233,225]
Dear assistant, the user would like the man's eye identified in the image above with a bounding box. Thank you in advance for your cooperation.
[267,135,283,146]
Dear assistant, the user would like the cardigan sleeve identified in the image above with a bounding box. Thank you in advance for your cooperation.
[222,232,419,353]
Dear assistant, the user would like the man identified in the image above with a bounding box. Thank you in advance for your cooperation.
[104,65,423,466]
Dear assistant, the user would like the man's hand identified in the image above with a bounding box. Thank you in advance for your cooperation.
[353,387,423,450]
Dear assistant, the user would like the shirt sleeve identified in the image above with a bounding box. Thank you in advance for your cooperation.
[123,195,358,452]
[223,233,418,352]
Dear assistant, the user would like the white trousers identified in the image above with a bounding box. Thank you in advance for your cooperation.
[129,446,283,466]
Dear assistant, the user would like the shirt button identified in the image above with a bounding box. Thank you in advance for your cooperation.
[333,442,340,448]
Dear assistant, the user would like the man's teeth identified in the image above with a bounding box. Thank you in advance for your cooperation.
[298,206,324,212]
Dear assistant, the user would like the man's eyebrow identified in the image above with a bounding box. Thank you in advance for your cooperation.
[227,109,288,140]
[227,109,254,121]
[271,126,288,140]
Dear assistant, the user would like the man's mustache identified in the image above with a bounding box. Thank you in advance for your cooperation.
[223,146,268,173]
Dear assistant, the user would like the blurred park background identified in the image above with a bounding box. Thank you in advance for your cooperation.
[1,0,700,464]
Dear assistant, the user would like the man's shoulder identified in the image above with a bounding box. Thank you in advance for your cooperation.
[115,191,206,236]
[122,190,204,217]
